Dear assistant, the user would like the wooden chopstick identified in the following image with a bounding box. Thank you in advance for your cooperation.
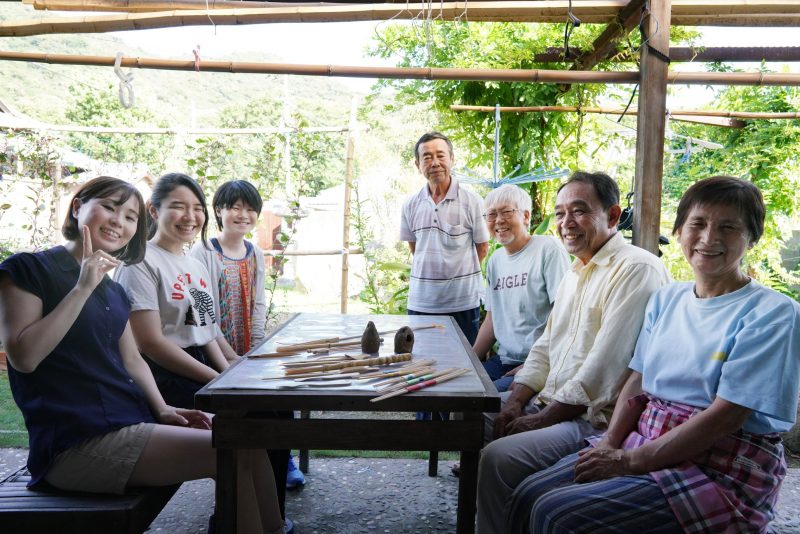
[369,368,471,403]
[283,353,412,376]
[375,367,457,393]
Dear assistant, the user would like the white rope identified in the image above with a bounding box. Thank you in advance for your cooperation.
[113,52,134,109]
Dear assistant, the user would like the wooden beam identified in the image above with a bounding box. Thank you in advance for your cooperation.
[2,2,800,37]
[5,49,800,87]
[22,0,322,11]
[449,104,749,127]
[537,46,800,63]
[571,0,646,71]
[633,0,670,255]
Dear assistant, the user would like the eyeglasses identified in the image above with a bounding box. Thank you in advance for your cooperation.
[483,208,520,222]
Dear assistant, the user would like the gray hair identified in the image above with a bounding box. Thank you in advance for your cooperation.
[484,184,532,214]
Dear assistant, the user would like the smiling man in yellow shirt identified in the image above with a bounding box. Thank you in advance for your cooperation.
[476,171,671,534]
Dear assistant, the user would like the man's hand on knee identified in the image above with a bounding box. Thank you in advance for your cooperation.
[493,404,523,439]
[505,413,548,436]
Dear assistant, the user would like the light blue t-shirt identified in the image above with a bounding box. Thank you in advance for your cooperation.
[485,235,569,364]
[630,281,800,434]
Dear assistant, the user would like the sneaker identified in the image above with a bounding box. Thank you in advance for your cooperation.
[286,456,305,489]
[284,517,295,534]
[451,462,460,477]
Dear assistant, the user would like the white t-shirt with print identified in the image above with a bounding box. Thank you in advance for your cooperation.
[114,242,218,348]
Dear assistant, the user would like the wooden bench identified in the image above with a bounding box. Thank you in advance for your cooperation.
[0,466,180,534]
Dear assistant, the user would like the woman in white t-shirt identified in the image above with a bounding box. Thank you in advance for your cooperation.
[115,173,235,409]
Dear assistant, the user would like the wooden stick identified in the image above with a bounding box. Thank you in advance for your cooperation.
[370,368,471,403]
[370,367,438,389]
[274,336,340,348]
[275,324,441,349]
[351,359,437,381]
[375,368,456,392]
[275,339,370,353]
[284,353,412,376]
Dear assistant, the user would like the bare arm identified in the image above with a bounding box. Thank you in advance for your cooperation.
[129,310,221,384]
[119,323,211,429]
[627,397,750,472]
[574,392,750,483]
[475,242,489,264]
[216,334,239,362]
[0,228,118,373]
[408,242,416,255]
[202,338,231,372]
[473,311,496,362]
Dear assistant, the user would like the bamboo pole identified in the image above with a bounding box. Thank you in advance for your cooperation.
[3,1,800,36]
[3,50,800,87]
[0,120,356,135]
[340,98,357,314]
[633,0,671,255]
[450,104,800,120]
[22,0,310,12]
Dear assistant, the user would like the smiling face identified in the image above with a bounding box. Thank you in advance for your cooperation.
[217,199,258,237]
[73,193,140,254]
[677,202,752,284]
[150,185,206,251]
[554,181,620,264]
[485,202,530,253]
[415,138,454,190]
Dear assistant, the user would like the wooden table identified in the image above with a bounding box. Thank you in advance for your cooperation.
[195,313,500,534]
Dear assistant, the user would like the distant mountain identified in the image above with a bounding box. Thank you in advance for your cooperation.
[0,4,357,127]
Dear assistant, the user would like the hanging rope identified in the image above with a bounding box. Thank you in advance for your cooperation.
[639,0,670,64]
[562,0,581,60]
[113,52,134,108]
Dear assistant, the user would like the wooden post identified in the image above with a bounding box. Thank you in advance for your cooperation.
[50,159,62,244]
[632,0,671,254]
[340,98,358,313]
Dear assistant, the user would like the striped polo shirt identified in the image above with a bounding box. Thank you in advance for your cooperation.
[400,179,489,313]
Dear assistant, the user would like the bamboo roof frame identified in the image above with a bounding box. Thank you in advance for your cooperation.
[3,1,800,36]
[536,46,800,63]
[449,105,760,128]
[3,50,800,87]
[451,105,800,121]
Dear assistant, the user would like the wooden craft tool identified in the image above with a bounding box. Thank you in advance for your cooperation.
[375,367,457,392]
[370,368,470,403]
[284,353,412,376]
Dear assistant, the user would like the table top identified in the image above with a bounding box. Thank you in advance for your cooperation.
[195,313,500,414]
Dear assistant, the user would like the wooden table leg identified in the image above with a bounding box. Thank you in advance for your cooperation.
[299,410,310,474]
[216,447,238,534]
[456,449,479,534]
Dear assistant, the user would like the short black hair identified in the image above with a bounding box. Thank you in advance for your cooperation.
[62,176,147,264]
[673,176,765,244]
[414,131,453,162]
[212,180,263,230]
[557,171,620,210]
[147,172,209,246]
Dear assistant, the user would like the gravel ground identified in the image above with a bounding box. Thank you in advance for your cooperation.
[1,448,798,533]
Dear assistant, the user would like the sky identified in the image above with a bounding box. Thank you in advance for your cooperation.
[110,21,800,98]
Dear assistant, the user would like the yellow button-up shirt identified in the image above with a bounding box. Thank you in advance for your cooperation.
[514,232,671,427]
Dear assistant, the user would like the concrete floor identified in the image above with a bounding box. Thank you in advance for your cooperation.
[2,449,798,533]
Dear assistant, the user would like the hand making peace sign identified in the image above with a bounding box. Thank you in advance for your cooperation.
[76,225,121,294]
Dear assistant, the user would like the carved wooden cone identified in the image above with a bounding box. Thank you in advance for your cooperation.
[394,326,414,354]
[361,321,380,354]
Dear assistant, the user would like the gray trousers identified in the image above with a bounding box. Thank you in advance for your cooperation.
[476,391,603,534]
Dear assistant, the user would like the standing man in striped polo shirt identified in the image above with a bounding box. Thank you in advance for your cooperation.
[400,131,490,347]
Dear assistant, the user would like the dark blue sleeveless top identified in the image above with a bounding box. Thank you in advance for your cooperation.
[0,246,154,486]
